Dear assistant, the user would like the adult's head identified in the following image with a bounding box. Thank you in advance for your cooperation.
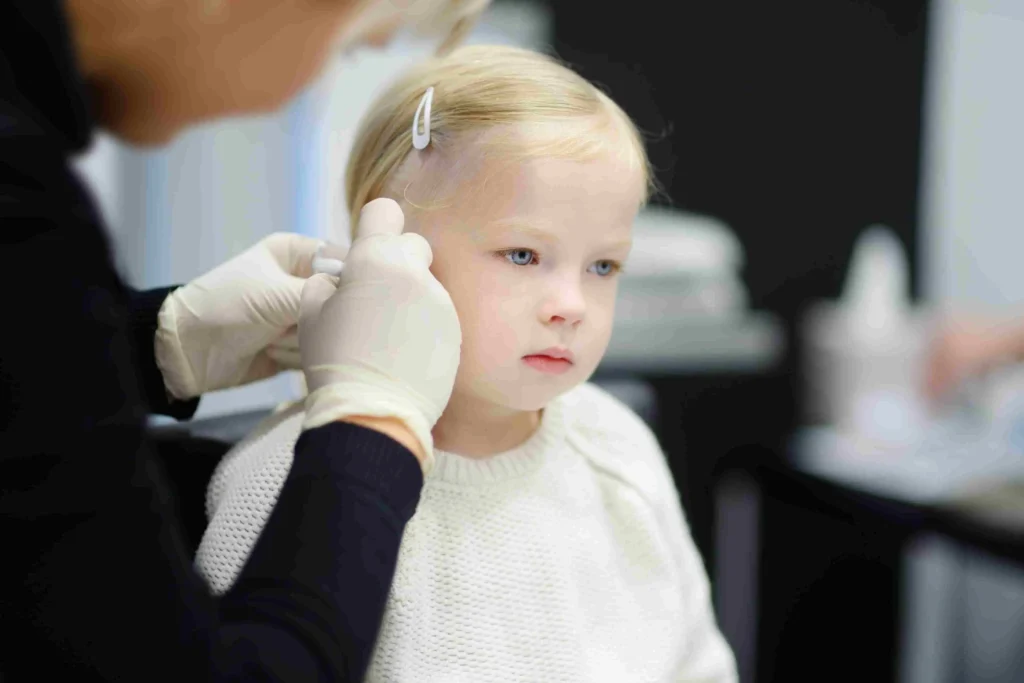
[63,0,488,146]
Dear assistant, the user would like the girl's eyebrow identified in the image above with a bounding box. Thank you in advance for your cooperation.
[483,219,559,244]
[602,238,634,252]
[478,218,634,251]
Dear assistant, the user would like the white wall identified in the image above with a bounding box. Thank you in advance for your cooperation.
[901,7,1024,678]
[920,0,1024,315]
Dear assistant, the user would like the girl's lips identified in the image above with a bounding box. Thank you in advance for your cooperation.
[532,347,574,362]
[522,355,573,375]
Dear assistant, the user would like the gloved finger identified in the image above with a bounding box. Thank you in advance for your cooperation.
[398,232,434,268]
[355,198,405,239]
[264,232,344,280]
[247,350,282,385]
[259,271,308,330]
[299,273,340,330]
[271,325,299,349]
[274,325,299,349]
[311,242,347,276]
[266,344,301,369]
[316,241,350,261]
[268,328,300,369]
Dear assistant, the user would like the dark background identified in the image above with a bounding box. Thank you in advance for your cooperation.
[544,2,932,680]
[548,0,929,414]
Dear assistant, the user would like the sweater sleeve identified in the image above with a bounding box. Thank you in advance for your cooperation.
[126,285,201,420]
[0,170,423,682]
[196,405,311,595]
[666,495,740,683]
[639,430,739,683]
[571,385,739,683]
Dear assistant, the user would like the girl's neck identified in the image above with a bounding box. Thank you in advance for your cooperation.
[432,392,541,459]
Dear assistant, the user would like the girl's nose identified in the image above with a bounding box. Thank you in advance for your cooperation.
[541,278,586,328]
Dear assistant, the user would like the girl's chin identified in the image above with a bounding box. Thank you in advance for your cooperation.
[451,369,582,412]
[492,385,575,413]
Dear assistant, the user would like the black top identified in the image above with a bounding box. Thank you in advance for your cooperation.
[0,3,423,680]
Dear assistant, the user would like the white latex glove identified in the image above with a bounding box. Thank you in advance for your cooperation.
[155,232,348,400]
[298,198,461,469]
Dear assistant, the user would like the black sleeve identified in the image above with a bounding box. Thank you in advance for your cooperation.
[0,171,422,682]
[221,424,424,680]
[125,285,202,420]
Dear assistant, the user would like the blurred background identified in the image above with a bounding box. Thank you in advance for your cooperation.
[79,0,1024,681]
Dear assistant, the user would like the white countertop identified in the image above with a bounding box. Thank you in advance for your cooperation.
[602,310,785,374]
[791,420,1024,505]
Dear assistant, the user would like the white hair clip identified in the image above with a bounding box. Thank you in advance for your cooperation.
[412,86,435,150]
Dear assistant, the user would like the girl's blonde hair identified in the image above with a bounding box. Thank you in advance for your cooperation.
[344,44,655,236]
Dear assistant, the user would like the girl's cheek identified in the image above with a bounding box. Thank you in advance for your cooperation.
[472,297,522,345]
[475,282,530,324]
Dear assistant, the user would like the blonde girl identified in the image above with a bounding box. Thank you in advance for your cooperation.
[197,44,738,683]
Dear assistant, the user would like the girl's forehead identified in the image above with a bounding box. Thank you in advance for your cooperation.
[463,155,642,210]
[406,151,643,243]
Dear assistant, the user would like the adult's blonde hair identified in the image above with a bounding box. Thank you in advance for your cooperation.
[346,0,489,56]
[344,44,655,236]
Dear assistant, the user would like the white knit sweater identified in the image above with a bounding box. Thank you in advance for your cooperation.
[196,382,738,683]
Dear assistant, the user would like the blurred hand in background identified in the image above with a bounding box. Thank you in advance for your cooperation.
[924,314,1024,404]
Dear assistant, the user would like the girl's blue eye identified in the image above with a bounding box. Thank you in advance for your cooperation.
[502,249,537,266]
[589,260,621,277]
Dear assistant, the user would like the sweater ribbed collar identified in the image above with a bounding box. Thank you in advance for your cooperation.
[428,397,567,485]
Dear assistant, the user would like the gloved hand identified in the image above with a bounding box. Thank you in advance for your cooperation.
[298,198,461,470]
[155,232,348,400]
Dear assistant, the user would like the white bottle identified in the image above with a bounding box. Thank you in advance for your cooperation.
[804,225,927,445]
[842,225,911,348]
